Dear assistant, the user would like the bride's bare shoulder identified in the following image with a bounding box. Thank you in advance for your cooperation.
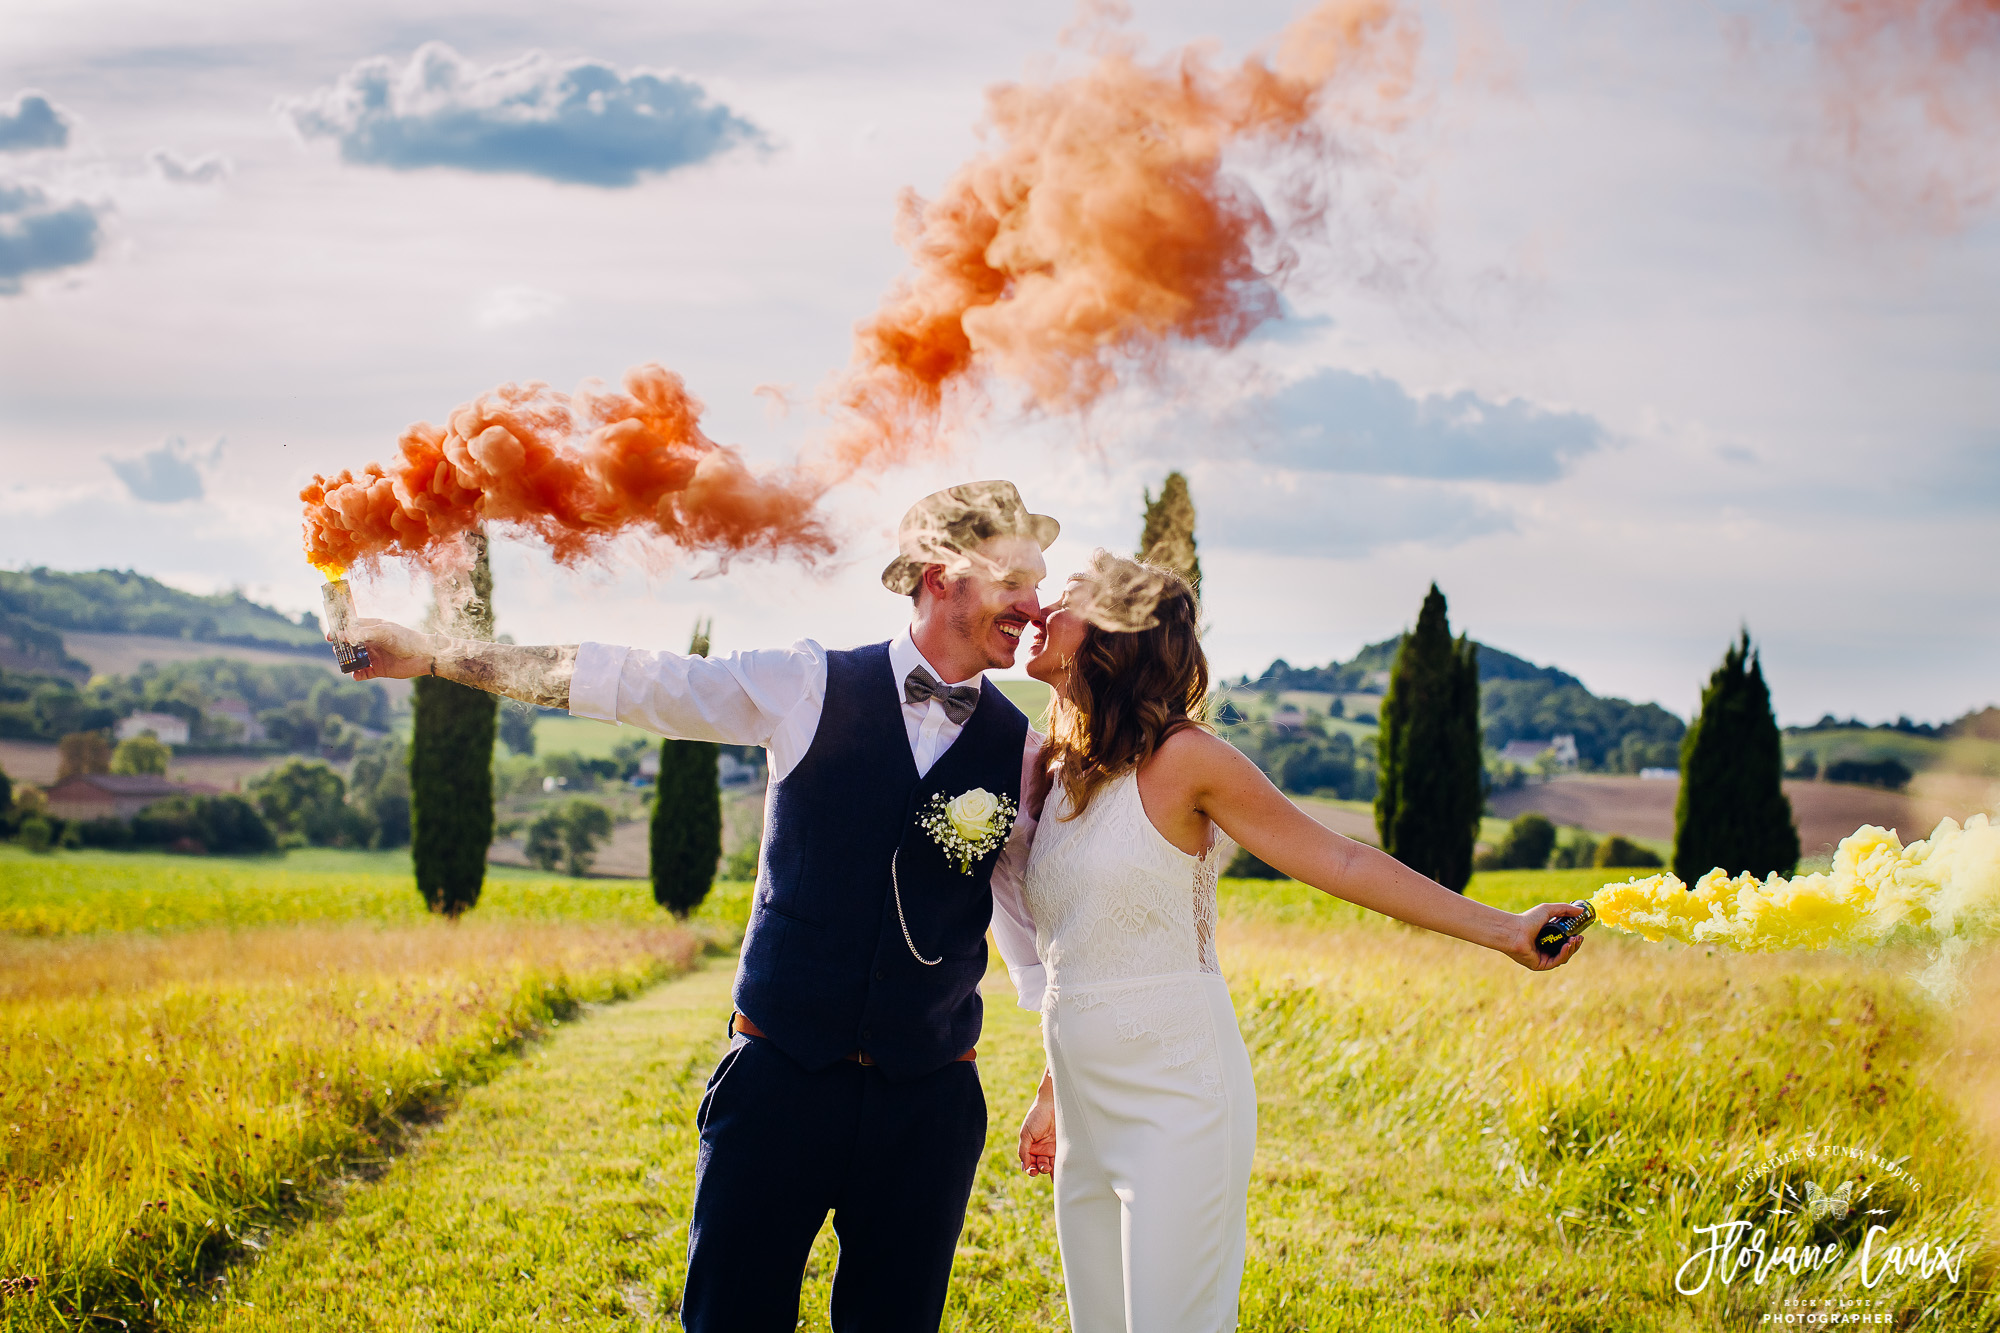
[1152,725,1257,778]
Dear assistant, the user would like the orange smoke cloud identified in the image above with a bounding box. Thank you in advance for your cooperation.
[304,3,1426,573]
[300,364,830,573]
[1794,0,2000,224]
[824,0,1423,473]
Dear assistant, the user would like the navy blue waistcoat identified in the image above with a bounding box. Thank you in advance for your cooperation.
[734,641,1028,1082]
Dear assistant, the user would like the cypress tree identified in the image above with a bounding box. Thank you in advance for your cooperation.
[651,618,723,917]
[1673,630,1799,881]
[1374,584,1483,892]
[1138,471,1201,592]
[410,530,497,917]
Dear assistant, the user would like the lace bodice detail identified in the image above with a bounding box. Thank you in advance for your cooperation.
[1023,769,1221,989]
[1022,769,1226,1091]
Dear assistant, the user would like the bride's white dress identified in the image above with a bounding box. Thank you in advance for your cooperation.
[1021,769,1257,1333]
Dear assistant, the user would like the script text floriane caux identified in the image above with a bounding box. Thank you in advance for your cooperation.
[1675,1220,1966,1296]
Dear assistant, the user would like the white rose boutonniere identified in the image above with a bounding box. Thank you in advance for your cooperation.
[919,787,1019,874]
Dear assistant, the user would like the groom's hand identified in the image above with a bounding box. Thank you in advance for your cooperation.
[1018,1091,1055,1177]
[336,618,441,682]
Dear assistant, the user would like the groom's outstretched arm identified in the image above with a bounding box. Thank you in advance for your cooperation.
[345,618,577,707]
[348,618,828,780]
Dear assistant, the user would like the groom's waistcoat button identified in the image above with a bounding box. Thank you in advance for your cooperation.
[863,1027,874,1039]
[875,970,885,980]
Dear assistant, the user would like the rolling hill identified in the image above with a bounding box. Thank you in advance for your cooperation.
[1247,636,1685,770]
[0,568,324,664]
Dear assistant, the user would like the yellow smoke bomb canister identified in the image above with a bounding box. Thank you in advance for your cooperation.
[1535,900,1596,957]
[319,576,372,675]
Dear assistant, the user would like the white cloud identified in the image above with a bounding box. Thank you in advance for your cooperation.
[104,436,222,503]
[149,149,230,184]
[473,284,561,329]
[0,178,104,292]
[282,42,764,188]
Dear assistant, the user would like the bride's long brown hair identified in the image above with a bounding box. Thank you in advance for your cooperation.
[1042,550,1209,820]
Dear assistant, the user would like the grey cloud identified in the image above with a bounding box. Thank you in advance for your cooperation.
[1250,368,1608,482]
[105,436,221,503]
[0,94,69,152]
[150,149,231,184]
[0,181,103,293]
[1195,468,1514,559]
[284,42,763,188]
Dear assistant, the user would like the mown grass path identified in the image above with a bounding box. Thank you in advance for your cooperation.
[186,963,740,1331]
[184,961,1065,1331]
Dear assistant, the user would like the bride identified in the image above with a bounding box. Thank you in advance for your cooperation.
[1002,551,1581,1332]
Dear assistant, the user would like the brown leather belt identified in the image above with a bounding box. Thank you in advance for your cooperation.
[731,1013,975,1065]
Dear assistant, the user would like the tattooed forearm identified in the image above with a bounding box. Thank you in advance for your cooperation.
[431,641,579,710]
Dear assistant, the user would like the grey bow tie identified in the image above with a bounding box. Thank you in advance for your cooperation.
[904,666,980,725]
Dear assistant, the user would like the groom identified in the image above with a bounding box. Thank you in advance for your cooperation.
[662,481,1052,1331]
[348,480,1055,1330]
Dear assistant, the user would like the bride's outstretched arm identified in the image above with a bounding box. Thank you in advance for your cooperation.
[1152,729,1581,972]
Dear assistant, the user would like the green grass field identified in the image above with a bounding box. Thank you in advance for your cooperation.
[4,852,1995,1330]
[1782,728,2000,779]
[531,715,642,761]
[0,845,751,940]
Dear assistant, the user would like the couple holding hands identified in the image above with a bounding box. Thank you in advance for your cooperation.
[348,480,1581,1333]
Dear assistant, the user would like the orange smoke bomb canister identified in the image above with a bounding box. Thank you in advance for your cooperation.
[317,568,372,675]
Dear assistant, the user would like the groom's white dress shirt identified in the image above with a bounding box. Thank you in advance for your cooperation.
[569,629,1048,1007]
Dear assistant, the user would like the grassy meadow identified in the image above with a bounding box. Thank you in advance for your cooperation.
[0,848,745,1330]
[3,849,1996,1330]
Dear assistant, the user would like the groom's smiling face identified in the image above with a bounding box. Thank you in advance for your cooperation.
[921,534,1047,674]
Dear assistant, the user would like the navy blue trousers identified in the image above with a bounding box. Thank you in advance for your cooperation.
[680,1032,987,1333]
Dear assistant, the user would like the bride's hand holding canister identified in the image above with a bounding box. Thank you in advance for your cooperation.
[1017,1069,1056,1176]
[1505,902,1588,972]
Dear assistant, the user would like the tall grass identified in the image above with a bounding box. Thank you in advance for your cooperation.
[0,842,736,1332]
[1222,915,1998,1329]
[0,919,698,1330]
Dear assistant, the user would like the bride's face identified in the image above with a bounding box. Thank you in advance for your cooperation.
[1025,583,1089,688]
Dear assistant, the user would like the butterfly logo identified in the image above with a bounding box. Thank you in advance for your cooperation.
[1804,1180,1855,1221]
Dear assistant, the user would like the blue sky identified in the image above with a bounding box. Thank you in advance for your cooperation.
[0,0,1994,725]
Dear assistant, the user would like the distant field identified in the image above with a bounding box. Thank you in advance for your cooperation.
[1216,684,1384,728]
[993,676,1051,721]
[530,713,640,759]
[1783,726,2000,779]
[59,631,333,677]
[1292,793,1379,844]
[1489,773,1995,855]
[0,845,753,939]
[0,738,303,790]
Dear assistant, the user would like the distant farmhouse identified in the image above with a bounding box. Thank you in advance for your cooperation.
[115,711,191,745]
[205,698,265,744]
[1499,734,1579,770]
[45,773,219,821]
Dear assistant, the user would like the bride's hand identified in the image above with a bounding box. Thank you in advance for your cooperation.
[1018,1079,1056,1177]
[1505,903,1585,971]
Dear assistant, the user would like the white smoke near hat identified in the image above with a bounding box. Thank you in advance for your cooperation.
[1066,549,1180,634]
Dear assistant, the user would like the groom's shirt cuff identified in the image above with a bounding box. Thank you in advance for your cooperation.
[989,730,1047,1012]
[1007,963,1048,1013]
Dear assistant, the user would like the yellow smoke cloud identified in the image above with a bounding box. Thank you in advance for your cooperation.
[1591,814,2000,955]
